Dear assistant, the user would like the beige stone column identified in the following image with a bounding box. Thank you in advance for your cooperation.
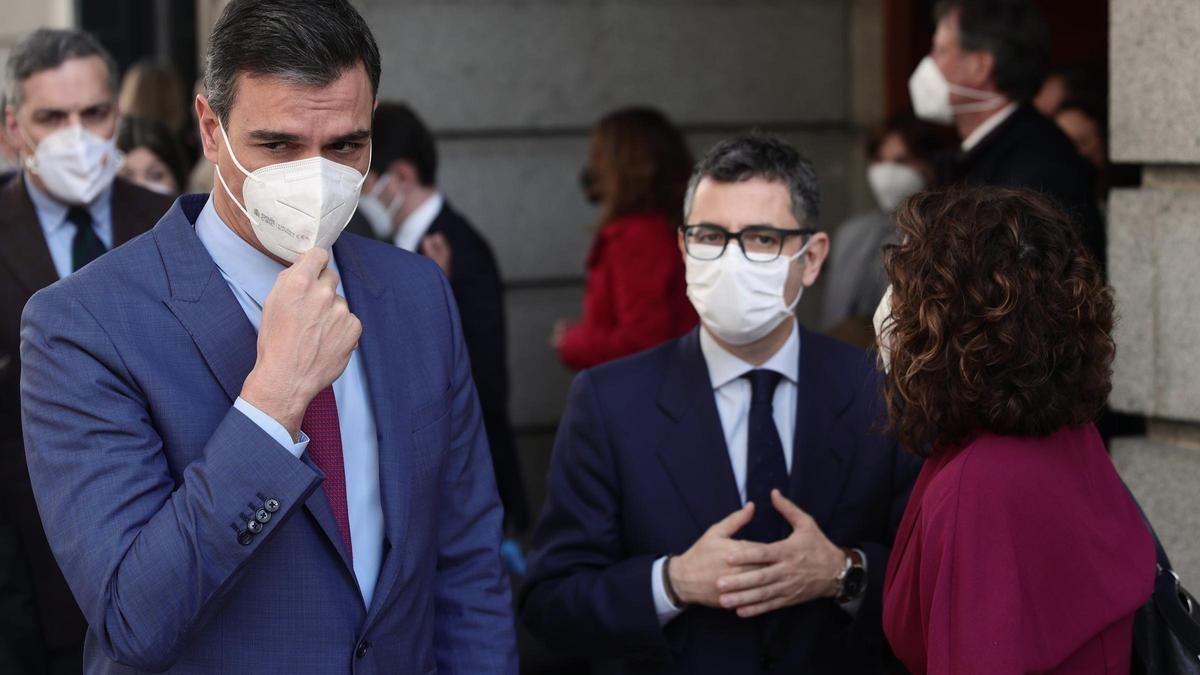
[1109,0,1200,583]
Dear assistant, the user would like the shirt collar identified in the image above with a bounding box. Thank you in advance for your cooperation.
[194,194,341,308]
[23,170,114,233]
[394,191,444,252]
[698,319,800,390]
[961,101,1018,152]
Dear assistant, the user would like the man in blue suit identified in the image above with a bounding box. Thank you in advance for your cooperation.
[520,134,921,673]
[19,1,517,673]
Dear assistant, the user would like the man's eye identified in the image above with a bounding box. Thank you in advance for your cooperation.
[332,142,362,153]
[261,142,287,151]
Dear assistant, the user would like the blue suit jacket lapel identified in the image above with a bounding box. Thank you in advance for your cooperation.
[655,329,743,532]
[787,328,855,529]
[334,235,414,624]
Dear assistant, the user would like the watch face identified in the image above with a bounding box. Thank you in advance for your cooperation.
[843,566,866,598]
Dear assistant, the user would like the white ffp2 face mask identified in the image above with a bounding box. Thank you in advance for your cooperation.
[873,284,895,372]
[867,162,926,213]
[215,121,368,262]
[22,124,122,205]
[685,238,813,346]
[908,55,1005,125]
[356,172,405,240]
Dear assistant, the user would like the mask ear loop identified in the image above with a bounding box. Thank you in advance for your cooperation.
[783,234,817,312]
[213,120,259,226]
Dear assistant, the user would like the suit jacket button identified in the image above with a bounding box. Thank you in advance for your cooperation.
[246,519,263,534]
[237,531,254,546]
[255,509,271,524]
[355,639,370,658]
[264,498,280,513]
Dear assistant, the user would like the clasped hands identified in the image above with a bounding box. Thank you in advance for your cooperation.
[668,489,846,618]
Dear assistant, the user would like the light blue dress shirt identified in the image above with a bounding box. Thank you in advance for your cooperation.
[194,197,384,607]
[24,172,114,279]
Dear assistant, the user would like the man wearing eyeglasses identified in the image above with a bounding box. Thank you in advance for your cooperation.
[520,134,920,674]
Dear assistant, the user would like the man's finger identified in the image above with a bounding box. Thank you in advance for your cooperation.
[771,489,810,530]
[725,541,774,566]
[317,265,341,291]
[293,246,330,277]
[709,502,754,538]
[721,579,789,611]
[716,561,785,593]
[735,594,789,619]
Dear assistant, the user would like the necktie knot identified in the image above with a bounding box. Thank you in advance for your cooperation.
[68,206,107,272]
[67,206,93,229]
[743,369,784,408]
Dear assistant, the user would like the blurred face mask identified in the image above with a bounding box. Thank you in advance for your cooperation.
[872,284,895,372]
[908,55,1005,125]
[867,162,926,212]
[685,237,812,346]
[356,173,405,240]
[22,124,122,205]
[215,120,368,262]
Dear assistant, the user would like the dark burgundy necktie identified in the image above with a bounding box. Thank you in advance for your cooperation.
[302,386,353,560]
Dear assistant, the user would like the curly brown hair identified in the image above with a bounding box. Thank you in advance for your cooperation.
[880,187,1114,456]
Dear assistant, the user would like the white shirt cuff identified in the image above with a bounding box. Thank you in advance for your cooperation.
[838,548,868,617]
[651,556,686,626]
[234,397,309,458]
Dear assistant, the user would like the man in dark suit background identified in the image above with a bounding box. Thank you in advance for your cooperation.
[911,0,1105,265]
[0,29,173,673]
[356,103,529,533]
[520,134,921,673]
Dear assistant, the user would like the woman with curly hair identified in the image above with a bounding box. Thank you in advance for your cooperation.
[876,187,1154,674]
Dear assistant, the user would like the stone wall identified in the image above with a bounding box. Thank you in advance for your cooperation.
[1109,0,1200,583]
[355,0,881,514]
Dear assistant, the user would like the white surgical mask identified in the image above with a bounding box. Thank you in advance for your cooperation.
[356,172,405,240]
[867,162,926,212]
[215,121,368,262]
[872,284,895,372]
[22,124,122,205]
[685,238,813,346]
[907,55,1005,125]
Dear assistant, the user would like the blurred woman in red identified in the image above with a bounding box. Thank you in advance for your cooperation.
[877,187,1154,674]
[551,107,697,370]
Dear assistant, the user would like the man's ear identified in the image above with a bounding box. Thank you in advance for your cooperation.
[195,94,221,164]
[800,232,831,287]
[388,159,419,187]
[967,50,997,90]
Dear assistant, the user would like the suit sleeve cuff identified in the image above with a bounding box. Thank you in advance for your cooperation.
[838,547,868,616]
[234,397,309,458]
[651,556,686,626]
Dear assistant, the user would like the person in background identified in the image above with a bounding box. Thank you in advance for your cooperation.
[117,116,189,197]
[118,59,197,164]
[19,0,517,671]
[910,0,1105,265]
[0,96,17,181]
[552,106,697,370]
[1,28,174,674]
[1032,64,1104,118]
[356,101,530,535]
[876,187,1154,674]
[820,112,952,347]
[522,134,920,674]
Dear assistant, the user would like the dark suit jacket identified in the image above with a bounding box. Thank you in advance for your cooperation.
[519,327,921,674]
[425,201,528,532]
[939,104,1105,265]
[0,175,172,672]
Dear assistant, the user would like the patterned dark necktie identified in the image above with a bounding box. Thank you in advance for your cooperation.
[303,386,353,560]
[68,206,107,272]
[741,369,789,542]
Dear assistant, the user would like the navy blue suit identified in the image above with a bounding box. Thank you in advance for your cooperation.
[19,195,516,674]
[520,328,919,674]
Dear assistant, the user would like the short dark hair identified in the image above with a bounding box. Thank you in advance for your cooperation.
[684,133,820,228]
[4,29,118,109]
[934,0,1050,102]
[204,0,381,124]
[370,103,438,186]
[866,111,957,165]
[882,186,1114,456]
[116,116,189,193]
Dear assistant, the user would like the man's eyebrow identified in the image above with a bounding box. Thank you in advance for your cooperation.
[247,129,302,143]
[327,129,371,145]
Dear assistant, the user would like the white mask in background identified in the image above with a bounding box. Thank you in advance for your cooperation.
[867,162,926,213]
[215,120,369,263]
[907,56,1006,125]
[685,237,813,346]
[22,124,122,205]
[141,181,176,196]
[356,172,405,240]
[872,284,895,373]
